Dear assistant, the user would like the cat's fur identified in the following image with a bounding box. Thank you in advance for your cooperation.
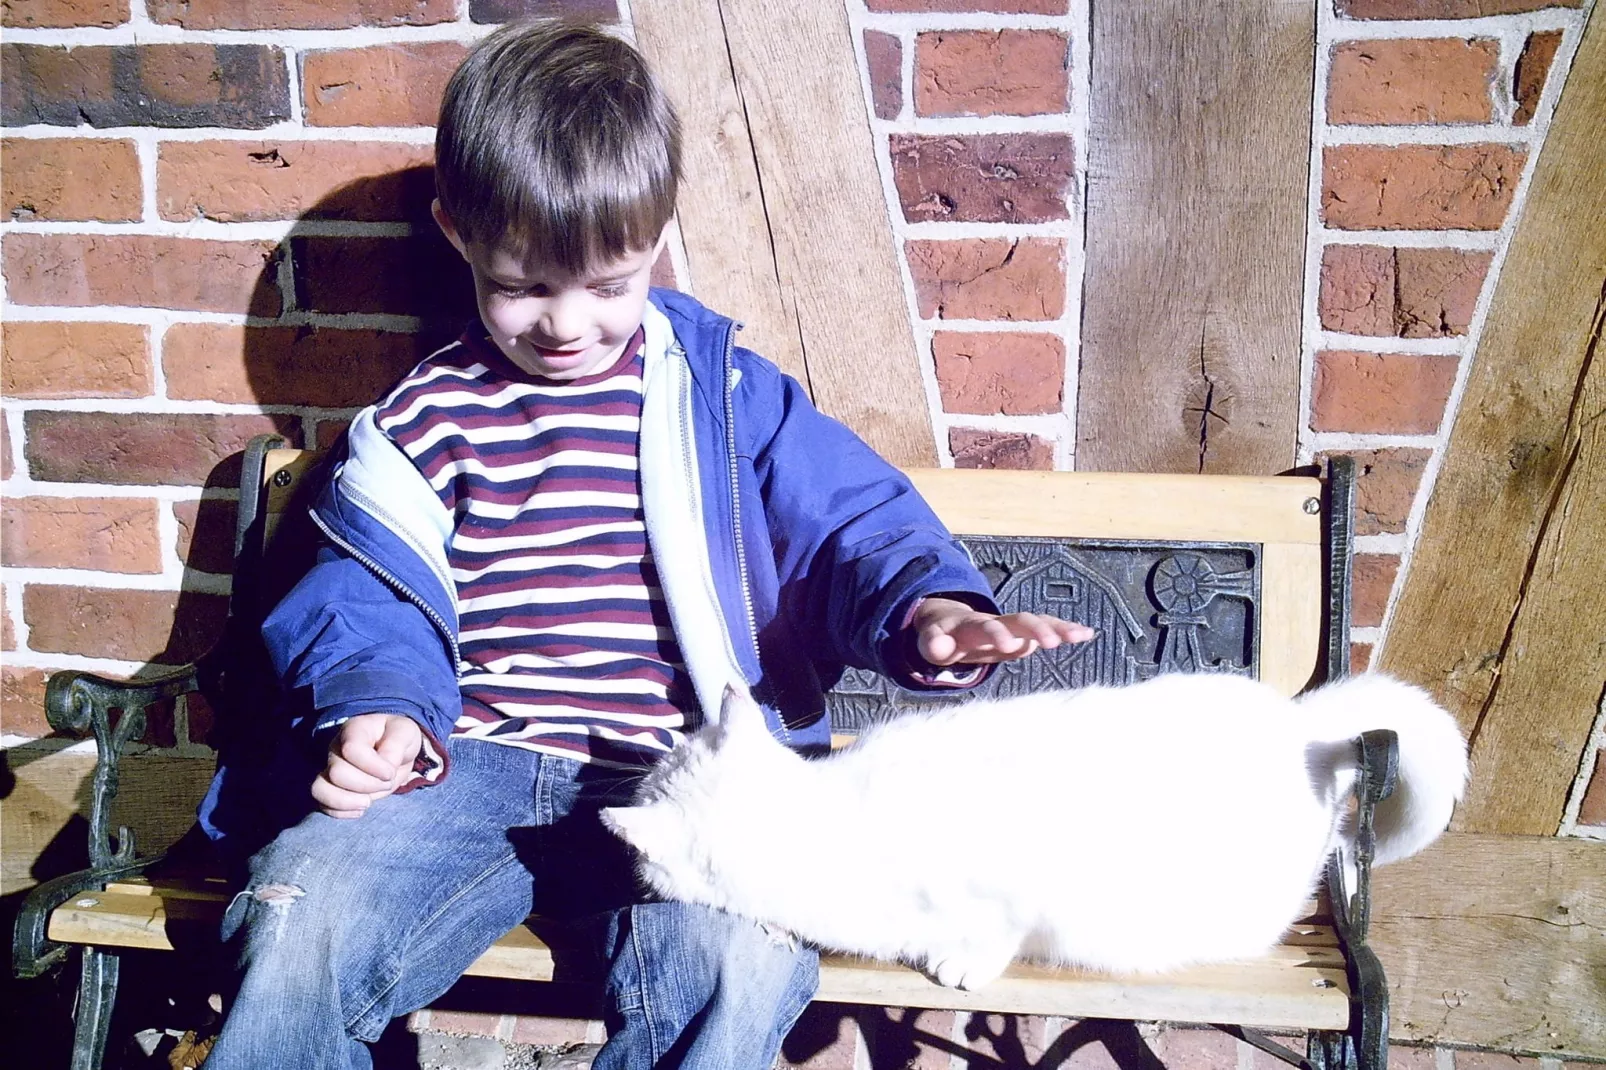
[600,672,1467,989]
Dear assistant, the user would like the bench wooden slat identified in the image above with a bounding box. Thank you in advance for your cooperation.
[48,888,1351,1030]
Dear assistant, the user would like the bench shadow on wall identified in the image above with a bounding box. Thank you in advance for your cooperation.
[8,168,1172,1070]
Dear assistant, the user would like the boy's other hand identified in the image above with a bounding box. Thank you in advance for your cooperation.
[312,714,423,819]
[912,596,1095,666]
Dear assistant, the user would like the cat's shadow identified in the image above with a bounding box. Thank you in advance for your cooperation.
[783,1004,1172,1070]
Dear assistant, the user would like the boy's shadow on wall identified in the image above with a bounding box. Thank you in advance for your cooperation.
[12,169,1178,1069]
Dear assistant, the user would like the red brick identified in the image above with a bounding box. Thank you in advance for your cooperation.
[950,428,1054,469]
[891,134,1073,224]
[1319,447,1432,535]
[2,138,141,222]
[1454,1054,1542,1070]
[290,234,478,319]
[470,0,619,21]
[1351,642,1374,674]
[2,666,51,738]
[1320,245,1396,336]
[963,1013,1056,1063]
[24,410,300,486]
[2,0,128,28]
[1328,39,1497,125]
[315,419,353,450]
[1382,1044,1438,1070]
[933,331,1064,415]
[185,690,217,747]
[173,499,238,576]
[1577,750,1606,826]
[1311,351,1458,434]
[1,585,13,650]
[159,142,434,223]
[1512,30,1563,126]
[868,0,1066,11]
[420,1010,508,1039]
[164,324,431,407]
[649,246,677,290]
[24,584,229,664]
[1352,554,1399,629]
[916,31,1067,117]
[301,42,469,127]
[907,238,1064,321]
[507,1015,591,1045]
[864,30,902,121]
[1337,0,1579,16]
[780,1006,859,1070]
[1151,1027,1240,1070]
[1319,246,1492,338]
[1,43,290,128]
[4,234,283,316]
[1395,248,1492,336]
[1,321,152,398]
[863,1008,954,1070]
[2,497,162,573]
[147,0,455,30]
[1322,144,1525,231]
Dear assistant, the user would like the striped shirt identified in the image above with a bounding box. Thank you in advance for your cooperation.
[373,328,694,767]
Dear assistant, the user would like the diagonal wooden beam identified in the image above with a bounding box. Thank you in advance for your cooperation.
[632,0,936,466]
[1380,7,1606,836]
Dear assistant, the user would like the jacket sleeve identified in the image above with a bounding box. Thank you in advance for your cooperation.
[736,350,999,689]
[261,543,459,785]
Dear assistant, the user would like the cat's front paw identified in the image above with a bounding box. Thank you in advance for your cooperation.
[929,955,1007,992]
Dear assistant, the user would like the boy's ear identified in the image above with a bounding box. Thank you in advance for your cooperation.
[432,199,469,260]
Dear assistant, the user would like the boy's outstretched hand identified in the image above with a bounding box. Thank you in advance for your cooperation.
[912,596,1095,666]
[312,713,423,819]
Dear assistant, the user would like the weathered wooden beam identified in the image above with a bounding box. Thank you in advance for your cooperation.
[1380,7,1606,836]
[632,0,936,466]
[1370,832,1606,1059]
[1076,0,1310,474]
[1,747,214,896]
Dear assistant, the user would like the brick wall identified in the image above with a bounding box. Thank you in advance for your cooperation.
[2,0,1603,1059]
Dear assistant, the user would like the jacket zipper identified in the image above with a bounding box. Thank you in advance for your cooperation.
[721,325,788,742]
[309,508,464,671]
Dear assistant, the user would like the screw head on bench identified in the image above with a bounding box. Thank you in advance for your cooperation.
[1312,977,1336,988]
[75,897,99,908]
[1303,497,1321,515]
[273,469,294,488]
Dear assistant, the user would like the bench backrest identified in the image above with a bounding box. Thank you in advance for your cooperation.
[230,436,1354,734]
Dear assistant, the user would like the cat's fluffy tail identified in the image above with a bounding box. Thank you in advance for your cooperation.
[1297,673,1469,865]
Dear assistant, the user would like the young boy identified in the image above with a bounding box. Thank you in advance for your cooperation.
[199,20,1090,1069]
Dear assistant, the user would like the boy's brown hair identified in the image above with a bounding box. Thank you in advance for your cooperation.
[435,20,681,273]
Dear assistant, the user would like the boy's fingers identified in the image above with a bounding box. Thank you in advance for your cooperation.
[336,738,398,783]
[919,624,959,666]
[975,617,1028,652]
[325,755,392,794]
[311,776,372,816]
[375,720,422,770]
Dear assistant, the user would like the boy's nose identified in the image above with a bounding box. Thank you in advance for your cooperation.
[537,295,585,344]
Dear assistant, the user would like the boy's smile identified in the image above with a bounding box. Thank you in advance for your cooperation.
[434,199,664,380]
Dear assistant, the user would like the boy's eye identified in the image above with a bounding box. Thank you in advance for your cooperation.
[593,284,631,298]
[493,282,546,297]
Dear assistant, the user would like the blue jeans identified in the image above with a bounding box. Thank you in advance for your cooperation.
[204,739,818,1069]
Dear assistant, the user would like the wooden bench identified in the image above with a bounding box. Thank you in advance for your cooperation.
[14,435,1396,1070]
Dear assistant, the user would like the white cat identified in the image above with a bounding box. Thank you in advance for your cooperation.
[600,671,1467,990]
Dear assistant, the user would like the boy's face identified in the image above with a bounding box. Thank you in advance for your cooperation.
[435,201,664,380]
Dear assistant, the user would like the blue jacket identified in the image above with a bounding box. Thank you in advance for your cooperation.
[197,289,996,858]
